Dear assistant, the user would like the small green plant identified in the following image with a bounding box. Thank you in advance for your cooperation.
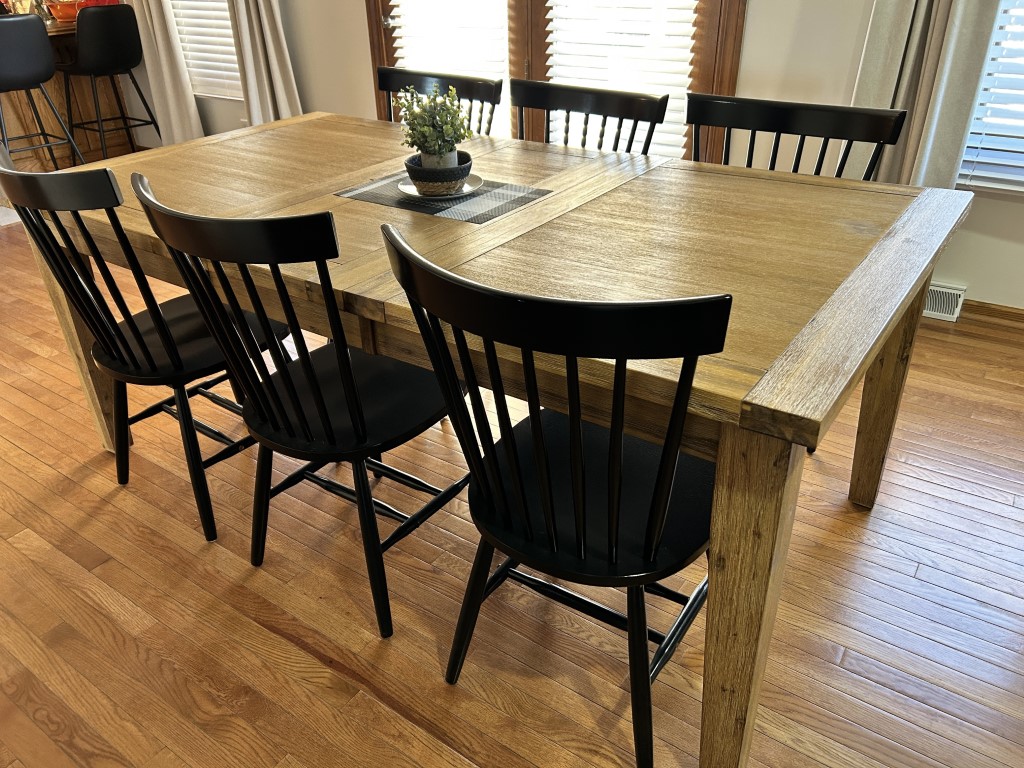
[396,84,471,156]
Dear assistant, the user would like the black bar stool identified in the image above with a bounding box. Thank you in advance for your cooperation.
[59,4,160,160]
[0,13,84,169]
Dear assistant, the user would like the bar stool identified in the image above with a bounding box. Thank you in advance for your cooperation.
[0,13,84,169]
[59,4,160,160]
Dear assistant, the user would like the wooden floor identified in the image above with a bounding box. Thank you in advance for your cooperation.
[0,220,1022,768]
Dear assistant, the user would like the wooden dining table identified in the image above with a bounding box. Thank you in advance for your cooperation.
[36,112,972,767]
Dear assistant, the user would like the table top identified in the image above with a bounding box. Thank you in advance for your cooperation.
[95,111,972,452]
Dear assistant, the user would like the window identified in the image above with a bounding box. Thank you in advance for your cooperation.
[170,0,243,100]
[366,0,745,157]
[958,0,1024,192]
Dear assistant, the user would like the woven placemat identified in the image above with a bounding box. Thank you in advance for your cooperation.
[336,171,551,224]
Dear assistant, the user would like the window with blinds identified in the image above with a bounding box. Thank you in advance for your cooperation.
[170,0,243,100]
[545,1,696,158]
[958,0,1024,192]
[388,0,510,136]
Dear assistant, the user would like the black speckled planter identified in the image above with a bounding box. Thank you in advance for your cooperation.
[404,151,473,196]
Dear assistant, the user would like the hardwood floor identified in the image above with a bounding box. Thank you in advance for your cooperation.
[1,220,1022,768]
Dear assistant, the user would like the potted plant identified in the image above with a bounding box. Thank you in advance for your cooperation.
[397,84,474,196]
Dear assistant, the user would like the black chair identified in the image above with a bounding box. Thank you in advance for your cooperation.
[0,13,83,169]
[685,93,907,180]
[0,148,280,542]
[510,78,669,155]
[377,66,503,136]
[58,4,160,160]
[381,224,732,767]
[134,174,471,639]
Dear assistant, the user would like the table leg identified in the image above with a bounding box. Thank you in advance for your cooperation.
[700,424,804,768]
[849,281,929,508]
[28,239,117,453]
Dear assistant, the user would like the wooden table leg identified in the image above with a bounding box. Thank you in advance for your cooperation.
[700,424,804,768]
[28,239,117,453]
[849,281,929,508]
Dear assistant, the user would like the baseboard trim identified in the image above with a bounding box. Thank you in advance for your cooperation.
[959,299,1024,329]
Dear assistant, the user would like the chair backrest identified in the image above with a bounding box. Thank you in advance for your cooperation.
[74,5,144,75]
[377,67,503,136]
[0,14,55,92]
[133,173,371,448]
[685,93,907,181]
[0,148,193,378]
[380,223,732,565]
[510,79,669,155]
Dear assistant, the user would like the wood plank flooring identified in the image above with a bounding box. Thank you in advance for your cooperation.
[0,221,1022,767]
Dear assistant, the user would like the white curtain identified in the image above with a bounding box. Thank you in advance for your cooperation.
[852,0,999,187]
[126,0,204,144]
[227,0,302,125]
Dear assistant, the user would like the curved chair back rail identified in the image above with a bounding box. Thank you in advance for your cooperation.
[0,148,270,543]
[686,92,907,180]
[381,221,731,766]
[510,78,670,155]
[0,14,83,168]
[58,4,159,160]
[134,175,469,640]
[377,66,503,136]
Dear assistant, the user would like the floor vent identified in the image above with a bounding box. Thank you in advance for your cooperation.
[923,282,966,322]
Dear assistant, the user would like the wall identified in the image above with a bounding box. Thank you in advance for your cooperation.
[735,0,1023,309]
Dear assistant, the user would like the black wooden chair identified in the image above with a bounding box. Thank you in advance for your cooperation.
[381,224,732,767]
[134,175,471,638]
[0,13,83,169]
[58,4,160,161]
[0,148,278,542]
[510,78,669,155]
[377,66,503,136]
[685,93,907,180]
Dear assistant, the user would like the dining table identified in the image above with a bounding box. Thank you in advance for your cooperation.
[32,111,973,767]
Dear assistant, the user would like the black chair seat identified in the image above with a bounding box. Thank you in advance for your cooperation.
[469,408,715,586]
[244,345,448,461]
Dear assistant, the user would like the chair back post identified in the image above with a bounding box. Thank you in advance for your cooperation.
[377,66,503,136]
[133,173,371,447]
[509,79,669,155]
[686,93,907,180]
[381,223,732,570]
[0,153,191,374]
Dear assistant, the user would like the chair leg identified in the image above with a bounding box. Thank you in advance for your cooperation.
[89,76,108,160]
[352,459,393,638]
[172,386,217,541]
[445,538,496,684]
[113,380,129,485]
[250,444,274,566]
[40,82,84,165]
[627,586,654,768]
[23,89,59,170]
[109,75,136,153]
[127,70,160,138]
[63,72,75,165]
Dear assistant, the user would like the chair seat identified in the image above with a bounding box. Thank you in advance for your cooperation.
[468,408,716,586]
[244,345,448,461]
[92,293,228,385]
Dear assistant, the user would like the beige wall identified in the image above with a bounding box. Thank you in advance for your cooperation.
[277,0,1024,309]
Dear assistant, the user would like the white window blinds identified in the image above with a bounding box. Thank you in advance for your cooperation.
[388,0,510,136]
[545,0,696,158]
[169,0,243,100]
[959,0,1024,191]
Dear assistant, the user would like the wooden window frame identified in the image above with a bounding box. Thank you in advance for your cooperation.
[365,0,746,158]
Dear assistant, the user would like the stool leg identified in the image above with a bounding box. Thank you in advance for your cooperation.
[23,89,59,170]
[40,83,84,165]
[109,75,137,152]
[63,71,76,166]
[0,102,10,152]
[127,70,160,138]
[89,76,108,159]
